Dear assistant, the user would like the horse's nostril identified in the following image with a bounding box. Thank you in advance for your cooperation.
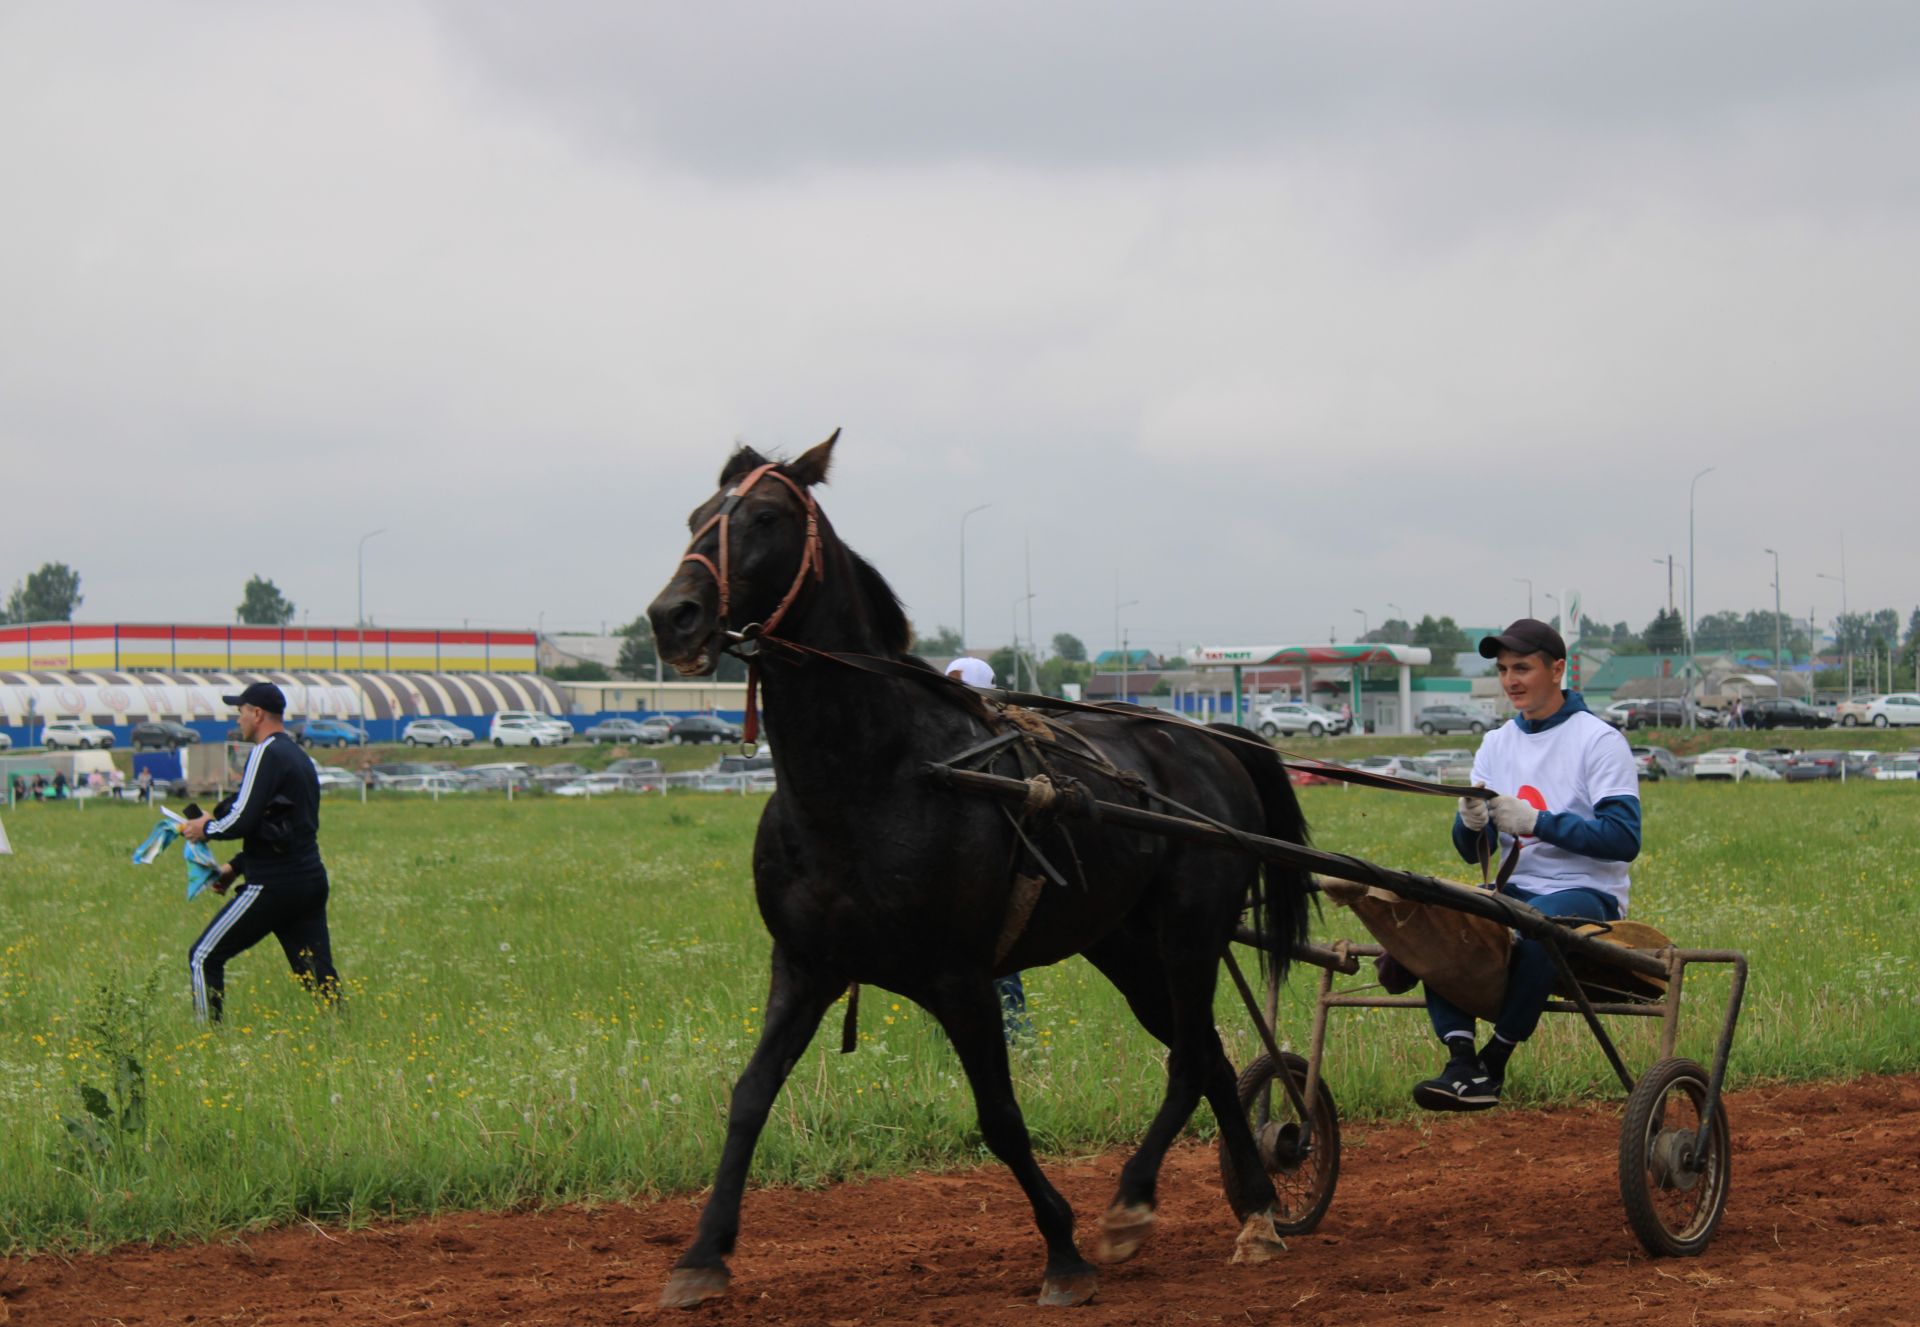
[669,601,702,635]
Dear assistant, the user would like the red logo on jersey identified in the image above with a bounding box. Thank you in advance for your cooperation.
[1513,785,1548,841]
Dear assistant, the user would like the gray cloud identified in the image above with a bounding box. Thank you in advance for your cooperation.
[1,1,1915,658]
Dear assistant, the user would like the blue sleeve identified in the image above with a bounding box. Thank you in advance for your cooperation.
[1531,795,1642,863]
[1452,812,1495,865]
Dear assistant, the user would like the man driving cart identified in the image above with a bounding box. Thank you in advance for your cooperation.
[1414,617,1642,1111]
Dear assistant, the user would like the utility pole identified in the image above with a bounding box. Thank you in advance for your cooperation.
[1764,547,1783,695]
[959,503,990,651]
[1687,467,1715,726]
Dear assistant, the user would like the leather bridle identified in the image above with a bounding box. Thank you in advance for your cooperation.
[680,463,825,654]
[677,463,826,743]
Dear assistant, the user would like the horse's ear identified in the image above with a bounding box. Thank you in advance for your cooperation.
[787,428,840,487]
[719,446,770,487]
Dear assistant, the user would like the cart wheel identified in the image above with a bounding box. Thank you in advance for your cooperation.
[1217,1051,1339,1233]
[1618,1057,1731,1257]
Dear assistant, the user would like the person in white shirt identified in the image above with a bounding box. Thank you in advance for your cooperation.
[946,656,996,689]
[946,655,1032,1038]
[1414,618,1642,1112]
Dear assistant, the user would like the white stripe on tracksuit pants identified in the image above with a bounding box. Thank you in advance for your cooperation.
[188,874,336,1023]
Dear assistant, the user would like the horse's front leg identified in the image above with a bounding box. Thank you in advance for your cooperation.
[928,979,1099,1308]
[660,946,843,1309]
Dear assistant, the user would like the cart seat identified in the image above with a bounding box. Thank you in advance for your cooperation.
[1553,919,1673,1004]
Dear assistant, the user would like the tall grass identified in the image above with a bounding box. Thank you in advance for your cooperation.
[0,777,1913,1252]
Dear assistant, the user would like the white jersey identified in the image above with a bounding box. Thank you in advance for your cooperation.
[1471,709,1640,915]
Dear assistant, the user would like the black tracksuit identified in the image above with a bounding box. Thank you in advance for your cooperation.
[189,729,339,1022]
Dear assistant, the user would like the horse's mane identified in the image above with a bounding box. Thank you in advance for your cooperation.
[717,444,912,657]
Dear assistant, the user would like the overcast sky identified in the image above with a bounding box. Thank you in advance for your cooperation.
[4,1,1916,659]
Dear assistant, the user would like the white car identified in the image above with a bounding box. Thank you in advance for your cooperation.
[381,773,466,794]
[1861,693,1920,728]
[1873,755,1919,781]
[554,773,650,797]
[1691,749,1783,782]
[1251,703,1349,739]
[44,719,116,749]
[403,719,475,747]
[0,732,11,751]
[313,766,362,792]
[490,710,571,746]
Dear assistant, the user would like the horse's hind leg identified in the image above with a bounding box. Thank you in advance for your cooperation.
[928,980,1099,1308]
[661,947,842,1309]
[1085,933,1281,1264]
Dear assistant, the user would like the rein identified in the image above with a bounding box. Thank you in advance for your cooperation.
[676,471,1496,806]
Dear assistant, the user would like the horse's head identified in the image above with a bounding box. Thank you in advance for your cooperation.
[649,430,838,676]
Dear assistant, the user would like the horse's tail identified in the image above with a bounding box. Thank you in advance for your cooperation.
[1207,723,1314,979]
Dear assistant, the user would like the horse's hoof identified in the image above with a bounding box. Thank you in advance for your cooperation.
[1094,1201,1157,1264]
[659,1265,731,1309]
[1230,1211,1288,1265]
[1038,1265,1098,1307]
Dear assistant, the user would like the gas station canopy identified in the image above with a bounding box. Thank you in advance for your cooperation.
[1191,643,1434,734]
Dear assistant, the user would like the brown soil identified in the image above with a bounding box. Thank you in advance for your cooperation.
[5,1075,1916,1326]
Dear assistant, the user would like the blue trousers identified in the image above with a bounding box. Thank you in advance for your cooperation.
[1426,886,1619,1046]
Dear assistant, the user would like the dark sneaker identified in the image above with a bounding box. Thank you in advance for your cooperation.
[1412,1050,1502,1112]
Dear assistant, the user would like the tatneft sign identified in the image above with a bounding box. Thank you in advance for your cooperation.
[1,682,363,724]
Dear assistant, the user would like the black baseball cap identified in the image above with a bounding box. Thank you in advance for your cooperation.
[1478,618,1567,661]
[222,681,287,714]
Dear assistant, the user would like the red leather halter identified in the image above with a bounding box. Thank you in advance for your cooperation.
[677,463,825,743]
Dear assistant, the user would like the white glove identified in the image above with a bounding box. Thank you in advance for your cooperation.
[1488,794,1539,837]
[1458,790,1490,832]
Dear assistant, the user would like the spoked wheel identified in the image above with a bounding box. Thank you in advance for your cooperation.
[1218,1051,1339,1233]
[1619,1057,1731,1256]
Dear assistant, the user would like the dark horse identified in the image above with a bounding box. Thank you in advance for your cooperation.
[647,433,1314,1309]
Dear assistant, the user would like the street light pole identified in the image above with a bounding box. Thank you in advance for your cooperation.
[1818,568,1850,695]
[1115,594,1138,701]
[959,503,990,652]
[1544,592,1560,631]
[1512,577,1532,619]
[356,528,388,629]
[1764,547,1783,693]
[1352,608,1368,642]
[1687,467,1715,697]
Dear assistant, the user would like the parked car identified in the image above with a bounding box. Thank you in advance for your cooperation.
[532,762,591,788]
[697,752,777,791]
[382,773,467,794]
[462,761,539,791]
[0,732,11,751]
[370,761,442,787]
[634,716,674,744]
[1421,749,1476,781]
[300,718,371,747]
[1608,699,1703,730]
[129,720,200,750]
[605,757,665,778]
[313,766,363,793]
[402,719,474,747]
[584,718,661,744]
[1692,749,1783,782]
[1740,698,1832,729]
[43,719,115,749]
[1832,696,1876,726]
[669,714,744,745]
[1873,755,1919,781]
[554,773,652,796]
[1629,745,1690,781]
[1416,705,1493,736]
[490,717,553,747]
[1783,750,1874,782]
[490,711,571,746]
[1856,693,1920,728]
[1251,703,1348,739]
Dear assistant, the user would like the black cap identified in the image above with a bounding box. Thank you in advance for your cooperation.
[221,681,287,714]
[1478,618,1567,661]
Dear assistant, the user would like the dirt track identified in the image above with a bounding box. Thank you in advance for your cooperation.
[5,1075,1916,1326]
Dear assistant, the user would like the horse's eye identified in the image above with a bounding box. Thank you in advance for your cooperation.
[753,509,780,527]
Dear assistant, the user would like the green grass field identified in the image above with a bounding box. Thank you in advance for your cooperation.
[0,764,1915,1254]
